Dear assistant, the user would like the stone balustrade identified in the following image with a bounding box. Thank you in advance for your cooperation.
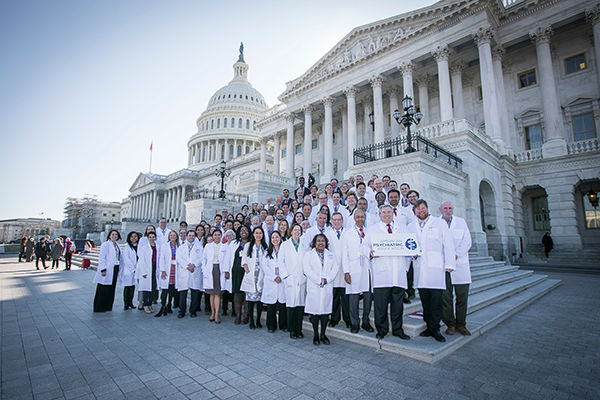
[412,117,501,153]
[514,148,543,163]
[567,138,600,155]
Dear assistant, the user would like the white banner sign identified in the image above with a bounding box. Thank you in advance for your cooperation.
[371,233,419,257]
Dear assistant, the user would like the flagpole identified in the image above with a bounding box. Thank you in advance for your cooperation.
[149,141,153,173]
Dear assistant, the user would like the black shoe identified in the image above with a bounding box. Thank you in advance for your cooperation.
[190,312,197,318]
[155,307,166,317]
[268,329,275,333]
[393,331,410,340]
[249,322,256,330]
[166,305,173,314]
[361,323,374,333]
[328,321,338,327]
[313,336,320,346]
[433,332,446,342]
[408,294,416,300]
[297,331,304,338]
[403,297,411,304]
[376,333,385,340]
[350,326,359,334]
[282,328,288,332]
[419,330,432,337]
[346,323,352,329]
[320,335,330,345]
[177,314,184,318]
[256,321,262,329]
[290,332,298,339]
[222,310,227,316]
[124,305,130,310]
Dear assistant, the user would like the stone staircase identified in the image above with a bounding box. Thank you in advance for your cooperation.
[71,248,101,270]
[522,246,600,265]
[305,255,561,364]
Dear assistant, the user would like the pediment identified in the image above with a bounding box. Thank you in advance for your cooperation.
[516,108,542,119]
[565,97,596,107]
[129,173,165,192]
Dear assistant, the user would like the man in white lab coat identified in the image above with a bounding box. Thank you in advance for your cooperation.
[439,201,472,336]
[155,218,169,247]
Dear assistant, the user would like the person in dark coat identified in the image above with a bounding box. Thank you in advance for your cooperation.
[542,232,554,258]
[50,238,63,269]
[25,238,35,262]
[35,237,48,270]
[18,238,27,262]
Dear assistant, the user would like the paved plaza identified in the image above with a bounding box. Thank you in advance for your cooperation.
[1,255,598,400]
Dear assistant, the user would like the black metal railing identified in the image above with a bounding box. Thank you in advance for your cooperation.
[353,135,463,169]
[185,188,250,203]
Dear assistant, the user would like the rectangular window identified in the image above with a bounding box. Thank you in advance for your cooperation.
[312,139,318,149]
[282,149,286,159]
[583,196,600,229]
[224,118,227,128]
[573,113,596,141]
[477,86,483,101]
[295,144,302,154]
[525,124,543,150]
[565,53,586,75]
[518,69,536,88]
[333,134,336,144]
[532,196,551,231]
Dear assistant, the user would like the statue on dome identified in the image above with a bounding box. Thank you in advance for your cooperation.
[238,42,245,63]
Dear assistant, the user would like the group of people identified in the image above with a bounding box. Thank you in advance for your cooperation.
[19,236,77,270]
[93,173,473,345]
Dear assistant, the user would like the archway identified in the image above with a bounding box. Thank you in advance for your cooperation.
[479,180,500,259]
[520,185,550,255]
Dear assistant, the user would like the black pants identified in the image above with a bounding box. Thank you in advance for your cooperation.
[331,287,350,325]
[123,285,135,307]
[373,287,405,336]
[93,265,119,312]
[310,314,330,338]
[35,256,47,269]
[348,291,372,328]
[406,262,415,298]
[222,291,230,314]
[419,288,443,334]
[178,289,201,316]
[286,306,304,334]
[51,260,60,269]
[266,302,287,331]
[160,284,177,306]
[247,301,263,325]
[442,272,469,328]
[64,253,72,270]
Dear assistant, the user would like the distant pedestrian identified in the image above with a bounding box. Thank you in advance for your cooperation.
[25,238,34,262]
[50,238,63,269]
[64,238,74,270]
[542,232,554,258]
[18,238,27,262]
[35,237,48,270]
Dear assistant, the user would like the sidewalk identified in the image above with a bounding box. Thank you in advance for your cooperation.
[1,258,598,399]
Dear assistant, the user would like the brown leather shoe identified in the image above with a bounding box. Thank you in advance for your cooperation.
[445,326,456,335]
[457,327,471,336]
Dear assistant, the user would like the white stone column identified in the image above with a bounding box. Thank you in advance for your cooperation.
[322,96,334,180]
[273,133,281,175]
[259,137,267,172]
[363,95,373,146]
[387,86,400,138]
[162,192,167,219]
[200,142,205,162]
[473,26,503,144]
[171,187,178,221]
[302,105,313,179]
[196,144,200,163]
[492,47,511,149]
[285,113,295,179]
[369,75,385,144]
[131,196,137,219]
[218,139,224,161]
[450,61,465,117]
[398,61,414,99]
[344,86,358,166]
[415,76,430,126]
[152,190,158,222]
[140,193,146,221]
[432,44,454,122]
[180,185,186,220]
[340,105,348,173]
[530,25,567,157]
[143,192,149,221]
[188,148,192,166]
[586,5,600,94]
[224,140,230,162]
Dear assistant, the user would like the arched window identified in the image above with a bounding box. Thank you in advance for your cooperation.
[224,118,227,128]
[245,95,248,99]
[228,94,231,98]
[238,118,242,128]
[237,145,242,157]
[229,145,234,159]
[217,119,220,129]
[221,145,225,160]
[211,120,214,129]
[245,146,249,154]
[246,119,250,129]
[253,121,256,131]
[202,147,206,162]
[234,94,237,98]
[231,118,235,127]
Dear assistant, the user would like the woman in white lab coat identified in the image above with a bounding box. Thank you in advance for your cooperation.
[279,223,307,339]
[303,233,339,346]
[261,230,287,333]
[219,229,235,318]
[118,231,139,310]
[241,226,267,329]
[202,230,223,323]
[175,230,203,318]
[93,229,122,313]
[155,231,179,317]
[135,231,159,314]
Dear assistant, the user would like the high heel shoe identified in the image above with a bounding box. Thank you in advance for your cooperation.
[144,306,153,314]
[154,306,166,317]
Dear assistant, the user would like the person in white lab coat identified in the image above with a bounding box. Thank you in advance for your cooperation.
[219,230,235,318]
[136,225,155,310]
[155,231,179,317]
[439,201,472,336]
[409,199,456,343]
[241,227,268,329]
[118,231,138,310]
[325,212,350,328]
[135,231,160,314]
[175,230,203,318]
[280,223,307,339]
[262,230,287,333]
[155,218,169,247]
[93,230,122,313]
[202,230,224,323]
[303,234,339,346]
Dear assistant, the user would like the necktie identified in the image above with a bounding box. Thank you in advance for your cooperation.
[403,198,409,207]
[387,224,392,234]
[336,231,340,239]
[393,207,397,216]
[334,206,338,212]
[359,227,364,239]
[319,227,324,234]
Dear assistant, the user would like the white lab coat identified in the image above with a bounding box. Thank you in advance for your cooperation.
[93,240,121,285]
[219,242,233,293]
[444,216,472,285]
[325,228,345,288]
[240,246,265,295]
[118,244,137,286]
[155,228,169,247]
[301,225,333,249]
[135,243,159,292]
[391,205,416,227]
[261,248,286,304]
[157,242,177,290]
[201,242,226,291]
[279,239,307,307]
[341,227,371,294]
[303,249,339,315]
[364,221,411,289]
[262,226,277,246]
[175,240,203,291]
[409,217,456,290]
[330,204,351,228]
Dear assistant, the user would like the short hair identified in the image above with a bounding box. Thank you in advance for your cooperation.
[375,192,386,200]
[407,189,420,198]
[379,204,393,213]
[383,175,391,180]
[186,229,197,236]
[388,189,400,197]
[331,178,338,183]
[414,199,428,209]
[400,183,410,189]
[356,182,366,189]
[346,192,358,201]
[357,198,369,206]
[331,212,343,221]
[159,217,166,222]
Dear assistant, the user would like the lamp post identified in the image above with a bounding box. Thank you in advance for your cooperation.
[369,112,374,131]
[215,160,231,200]
[393,95,423,153]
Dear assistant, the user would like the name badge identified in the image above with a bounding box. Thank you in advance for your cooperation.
[115,260,120,266]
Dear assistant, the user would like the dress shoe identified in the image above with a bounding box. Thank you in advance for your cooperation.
[403,297,411,304]
[457,327,471,336]
[222,310,228,316]
[393,331,410,340]
[215,320,221,324]
[433,332,446,342]
[408,294,416,300]
[376,333,385,340]
[297,331,304,338]
[256,321,263,329]
[313,336,320,345]
[249,322,256,330]
[346,323,352,329]
[361,323,374,333]
[177,314,184,318]
[124,305,130,310]
[350,326,359,334]
[209,317,215,322]
[328,321,338,327]
[155,307,167,317]
[445,326,456,335]
[290,332,298,339]
[166,305,173,314]
[268,329,275,333]
[320,335,330,345]
[419,330,432,337]
[190,312,197,318]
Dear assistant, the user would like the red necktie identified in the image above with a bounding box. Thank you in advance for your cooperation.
[387,224,392,234]
[359,227,364,238]
[393,207,397,216]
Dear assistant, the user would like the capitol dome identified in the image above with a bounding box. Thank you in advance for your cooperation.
[187,48,269,169]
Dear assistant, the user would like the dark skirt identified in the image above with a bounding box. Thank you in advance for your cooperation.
[206,263,221,295]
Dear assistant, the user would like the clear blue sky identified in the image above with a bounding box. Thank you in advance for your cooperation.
[0,0,435,221]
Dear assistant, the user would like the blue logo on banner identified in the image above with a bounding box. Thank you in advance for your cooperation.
[405,238,417,250]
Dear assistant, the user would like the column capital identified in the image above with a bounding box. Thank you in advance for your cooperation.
[369,74,385,88]
[321,96,334,107]
[431,44,452,62]
[302,104,314,115]
[386,85,400,96]
[284,113,296,123]
[259,137,268,145]
[273,131,282,140]
[397,61,415,75]
[472,25,495,47]
[586,4,600,26]
[529,25,553,46]
[492,45,505,62]
[414,75,430,88]
[343,86,359,98]
[449,61,465,76]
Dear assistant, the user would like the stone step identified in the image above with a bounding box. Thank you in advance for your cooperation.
[470,261,508,270]
[312,278,560,364]
[470,265,519,280]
